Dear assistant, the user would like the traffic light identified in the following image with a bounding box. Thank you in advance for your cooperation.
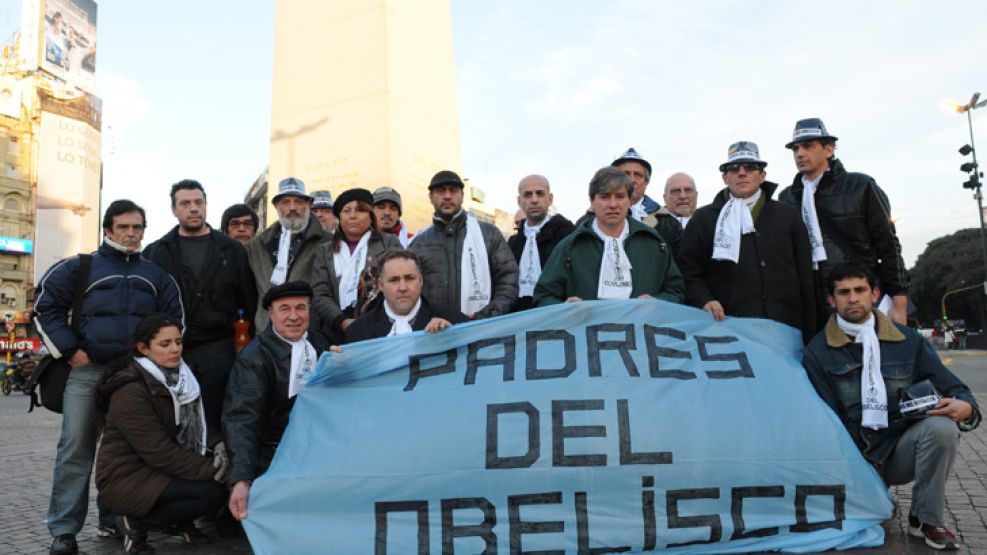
[959,143,982,189]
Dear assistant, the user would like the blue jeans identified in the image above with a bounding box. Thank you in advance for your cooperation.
[46,363,106,536]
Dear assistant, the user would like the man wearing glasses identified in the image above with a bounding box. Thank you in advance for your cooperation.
[678,141,817,342]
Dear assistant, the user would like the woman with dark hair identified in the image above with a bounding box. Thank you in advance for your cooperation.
[311,188,400,343]
[96,313,227,554]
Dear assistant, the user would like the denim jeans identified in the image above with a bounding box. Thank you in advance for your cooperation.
[46,363,105,536]
[881,415,960,526]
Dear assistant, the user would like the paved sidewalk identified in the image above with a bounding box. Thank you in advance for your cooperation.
[4,392,987,553]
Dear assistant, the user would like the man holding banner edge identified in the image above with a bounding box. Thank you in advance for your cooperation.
[803,262,979,551]
[534,166,684,306]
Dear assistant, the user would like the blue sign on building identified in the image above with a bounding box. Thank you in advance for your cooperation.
[0,236,32,254]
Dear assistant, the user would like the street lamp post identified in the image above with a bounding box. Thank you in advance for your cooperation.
[952,92,987,329]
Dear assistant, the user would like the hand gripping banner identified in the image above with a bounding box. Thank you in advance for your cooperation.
[244,300,892,554]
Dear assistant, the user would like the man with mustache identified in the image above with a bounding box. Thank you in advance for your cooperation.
[245,178,331,329]
[410,170,518,319]
[803,262,978,551]
[35,200,184,554]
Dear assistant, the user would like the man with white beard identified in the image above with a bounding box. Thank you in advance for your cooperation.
[245,177,332,329]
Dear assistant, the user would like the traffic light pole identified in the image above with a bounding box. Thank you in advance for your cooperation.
[963,108,987,303]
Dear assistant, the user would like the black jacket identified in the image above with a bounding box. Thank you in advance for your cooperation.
[678,182,817,342]
[653,208,684,260]
[345,296,467,343]
[507,214,575,311]
[778,158,909,295]
[144,227,257,348]
[222,326,329,484]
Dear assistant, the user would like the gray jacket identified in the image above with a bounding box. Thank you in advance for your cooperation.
[409,211,518,319]
[245,215,332,329]
[310,232,400,340]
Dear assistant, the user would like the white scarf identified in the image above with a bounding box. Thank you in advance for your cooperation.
[801,174,827,266]
[134,357,207,455]
[675,215,691,228]
[384,297,422,336]
[592,219,632,299]
[274,329,317,399]
[396,220,413,248]
[712,189,761,263]
[461,213,491,314]
[837,313,888,430]
[270,226,295,285]
[629,199,647,221]
[104,237,140,254]
[517,220,546,297]
[332,230,371,310]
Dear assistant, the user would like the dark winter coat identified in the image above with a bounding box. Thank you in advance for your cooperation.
[34,242,185,364]
[778,158,909,295]
[803,311,980,465]
[409,211,518,319]
[533,216,684,306]
[310,232,401,342]
[143,227,257,349]
[678,183,817,342]
[245,216,332,330]
[222,325,330,484]
[345,296,467,342]
[507,214,575,311]
[653,207,684,260]
[96,360,217,517]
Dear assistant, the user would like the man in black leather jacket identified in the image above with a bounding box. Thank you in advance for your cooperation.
[222,281,329,522]
[778,118,909,328]
[144,180,257,430]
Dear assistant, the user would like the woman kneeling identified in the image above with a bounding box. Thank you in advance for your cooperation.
[96,314,227,553]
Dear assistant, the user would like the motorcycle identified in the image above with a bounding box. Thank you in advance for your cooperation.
[2,354,35,396]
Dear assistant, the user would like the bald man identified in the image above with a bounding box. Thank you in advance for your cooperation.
[663,172,698,227]
[508,175,575,311]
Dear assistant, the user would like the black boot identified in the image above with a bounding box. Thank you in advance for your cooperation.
[117,515,155,554]
[163,521,210,544]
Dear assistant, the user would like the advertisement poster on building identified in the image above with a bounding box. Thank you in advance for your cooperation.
[41,0,97,94]
[34,109,101,279]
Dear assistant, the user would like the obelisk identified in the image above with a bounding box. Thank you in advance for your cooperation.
[268,0,462,231]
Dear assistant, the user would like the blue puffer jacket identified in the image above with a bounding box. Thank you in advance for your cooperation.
[34,241,185,364]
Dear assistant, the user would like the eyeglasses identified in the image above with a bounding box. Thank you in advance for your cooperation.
[723,163,763,173]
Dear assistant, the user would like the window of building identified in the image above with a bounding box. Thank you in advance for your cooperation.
[4,196,20,211]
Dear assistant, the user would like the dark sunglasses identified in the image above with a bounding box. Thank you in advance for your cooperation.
[723,163,763,173]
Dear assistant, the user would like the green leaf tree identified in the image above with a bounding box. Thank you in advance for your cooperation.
[909,228,986,330]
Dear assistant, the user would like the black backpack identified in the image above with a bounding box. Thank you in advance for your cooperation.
[26,254,92,413]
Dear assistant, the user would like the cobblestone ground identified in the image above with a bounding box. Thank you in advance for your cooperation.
[4,380,986,553]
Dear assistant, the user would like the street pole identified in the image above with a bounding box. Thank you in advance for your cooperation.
[962,108,987,292]
[941,282,983,320]
[955,93,987,331]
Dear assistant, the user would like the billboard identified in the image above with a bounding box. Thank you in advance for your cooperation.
[30,0,98,94]
[34,110,101,280]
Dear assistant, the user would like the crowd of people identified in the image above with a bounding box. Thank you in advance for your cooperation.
[33,117,980,553]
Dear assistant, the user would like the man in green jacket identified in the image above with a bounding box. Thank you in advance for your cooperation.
[534,167,684,306]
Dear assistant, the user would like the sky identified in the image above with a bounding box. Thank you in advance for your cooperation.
[2,0,986,268]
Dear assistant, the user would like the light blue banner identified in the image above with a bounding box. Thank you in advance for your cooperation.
[245,300,892,554]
